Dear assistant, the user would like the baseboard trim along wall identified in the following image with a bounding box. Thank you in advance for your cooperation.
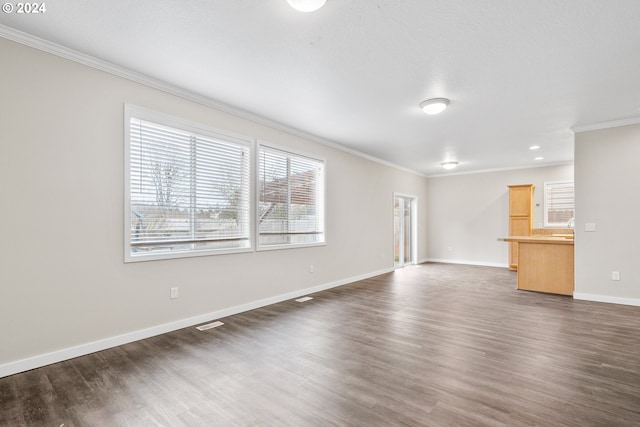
[573,293,640,307]
[424,258,510,269]
[0,267,394,379]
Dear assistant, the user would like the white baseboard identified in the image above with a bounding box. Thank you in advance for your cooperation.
[423,258,510,269]
[573,293,640,307]
[0,267,393,379]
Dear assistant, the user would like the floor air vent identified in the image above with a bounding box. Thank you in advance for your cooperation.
[196,321,224,331]
[295,296,313,302]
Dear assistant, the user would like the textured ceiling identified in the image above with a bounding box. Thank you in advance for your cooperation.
[2,0,640,175]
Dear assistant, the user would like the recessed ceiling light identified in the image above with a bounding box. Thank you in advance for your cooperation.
[440,161,459,170]
[529,145,541,150]
[420,98,450,115]
[534,156,544,161]
[287,0,326,12]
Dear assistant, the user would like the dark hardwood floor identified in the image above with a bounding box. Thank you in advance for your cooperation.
[1,263,639,426]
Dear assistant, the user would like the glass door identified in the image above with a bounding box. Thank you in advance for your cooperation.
[394,194,416,268]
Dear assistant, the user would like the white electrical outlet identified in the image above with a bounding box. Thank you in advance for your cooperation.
[170,287,179,299]
[309,264,314,273]
[585,223,597,232]
[611,271,620,281]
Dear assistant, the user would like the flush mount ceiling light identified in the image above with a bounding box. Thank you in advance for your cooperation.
[420,98,450,115]
[534,156,544,161]
[440,161,459,170]
[287,0,326,12]
[529,145,541,150]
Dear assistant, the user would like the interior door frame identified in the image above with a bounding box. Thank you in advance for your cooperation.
[394,192,418,268]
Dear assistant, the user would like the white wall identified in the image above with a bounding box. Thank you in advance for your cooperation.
[0,37,428,375]
[574,123,640,305]
[426,164,574,267]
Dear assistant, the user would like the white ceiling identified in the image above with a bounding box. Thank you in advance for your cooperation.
[2,0,640,176]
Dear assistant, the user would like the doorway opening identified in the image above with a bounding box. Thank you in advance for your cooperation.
[394,193,417,268]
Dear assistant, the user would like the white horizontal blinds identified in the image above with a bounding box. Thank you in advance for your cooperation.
[129,118,250,256]
[258,146,325,247]
[544,181,575,227]
[193,135,250,240]
[130,119,191,246]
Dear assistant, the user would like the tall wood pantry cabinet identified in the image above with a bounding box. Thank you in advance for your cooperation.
[508,184,534,270]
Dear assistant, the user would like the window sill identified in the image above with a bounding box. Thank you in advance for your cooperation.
[124,246,254,263]
[256,241,327,252]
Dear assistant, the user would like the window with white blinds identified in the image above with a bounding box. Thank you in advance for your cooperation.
[544,180,575,227]
[258,144,325,249]
[125,107,251,261]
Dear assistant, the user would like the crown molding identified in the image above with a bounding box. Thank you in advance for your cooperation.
[572,116,640,133]
[426,161,574,178]
[0,24,426,178]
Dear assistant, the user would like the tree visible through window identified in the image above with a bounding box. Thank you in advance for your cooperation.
[126,107,251,261]
[544,180,575,227]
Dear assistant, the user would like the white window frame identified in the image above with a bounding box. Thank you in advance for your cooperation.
[124,104,254,262]
[543,180,575,228]
[256,141,326,251]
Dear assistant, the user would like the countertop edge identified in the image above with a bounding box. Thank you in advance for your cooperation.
[502,236,574,245]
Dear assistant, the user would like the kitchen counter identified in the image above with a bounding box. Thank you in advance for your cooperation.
[503,235,573,244]
[502,236,574,296]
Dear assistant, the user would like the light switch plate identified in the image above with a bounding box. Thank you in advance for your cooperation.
[585,223,597,232]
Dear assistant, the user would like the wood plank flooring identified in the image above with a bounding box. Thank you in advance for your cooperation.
[1,263,639,426]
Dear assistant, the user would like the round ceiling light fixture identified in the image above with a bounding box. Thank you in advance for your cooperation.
[440,161,459,170]
[287,0,326,12]
[420,98,450,115]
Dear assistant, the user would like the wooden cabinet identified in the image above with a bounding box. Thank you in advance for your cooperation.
[509,216,531,269]
[503,236,574,296]
[508,184,534,270]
